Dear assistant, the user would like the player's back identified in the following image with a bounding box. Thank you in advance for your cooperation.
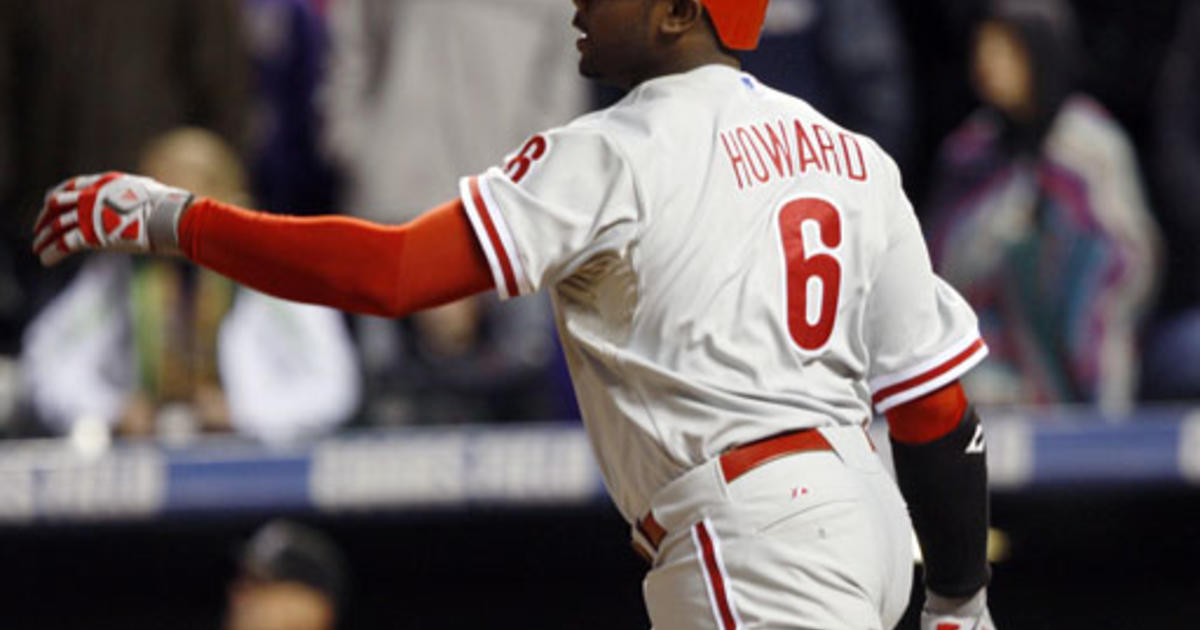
[580,67,893,434]
[460,64,984,519]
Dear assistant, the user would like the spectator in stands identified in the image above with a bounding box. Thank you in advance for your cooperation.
[741,0,914,169]
[318,0,583,425]
[20,130,360,445]
[925,0,1161,411]
[1144,0,1200,400]
[225,520,349,630]
[0,0,250,356]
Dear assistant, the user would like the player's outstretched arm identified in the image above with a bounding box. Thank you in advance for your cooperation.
[33,172,494,317]
[886,381,997,630]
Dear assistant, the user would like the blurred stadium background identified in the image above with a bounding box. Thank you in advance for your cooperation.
[2,0,1200,628]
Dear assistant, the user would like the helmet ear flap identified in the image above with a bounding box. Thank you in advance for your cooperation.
[700,0,769,50]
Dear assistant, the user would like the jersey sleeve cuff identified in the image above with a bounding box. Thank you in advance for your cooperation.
[870,337,988,413]
[458,174,532,300]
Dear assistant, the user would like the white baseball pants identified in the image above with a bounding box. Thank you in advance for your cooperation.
[638,425,914,629]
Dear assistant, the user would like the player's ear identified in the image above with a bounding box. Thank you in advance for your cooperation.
[659,0,704,38]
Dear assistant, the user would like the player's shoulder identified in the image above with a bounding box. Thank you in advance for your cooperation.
[754,74,901,175]
[548,80,706,168]
[525,109,636,173]
[570,75,708,141]
[594,65,758,138]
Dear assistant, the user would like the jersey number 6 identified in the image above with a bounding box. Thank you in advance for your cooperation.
[779,197,843,352]
[505,134,548,184]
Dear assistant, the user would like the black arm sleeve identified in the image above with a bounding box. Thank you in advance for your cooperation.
[891,406,991,597]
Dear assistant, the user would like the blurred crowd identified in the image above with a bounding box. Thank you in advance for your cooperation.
[1,0,1198,447]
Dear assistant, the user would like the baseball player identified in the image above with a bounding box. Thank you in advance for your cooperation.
[34,1,996,628]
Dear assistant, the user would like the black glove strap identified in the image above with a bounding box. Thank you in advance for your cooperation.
[891,406,991,597]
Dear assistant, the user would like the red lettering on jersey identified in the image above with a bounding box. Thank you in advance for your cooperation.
[736,127,771,184]
[841,133,868,181]
[753,120,794,178]
[505,134,548,184]
[812,125,842,176]
[721,119,868,189]
[720,131,749,190]
[779,197,843,351]
[793,120,823,174]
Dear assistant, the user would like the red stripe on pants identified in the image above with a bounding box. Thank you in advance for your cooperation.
[694,521,739,629]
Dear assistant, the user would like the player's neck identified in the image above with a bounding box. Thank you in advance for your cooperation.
[632,51,740,88]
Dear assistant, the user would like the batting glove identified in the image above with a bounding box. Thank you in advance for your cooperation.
[920,588,996,630]
[33,172,194,266]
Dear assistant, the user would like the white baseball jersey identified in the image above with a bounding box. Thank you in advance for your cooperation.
[458,64,986,524]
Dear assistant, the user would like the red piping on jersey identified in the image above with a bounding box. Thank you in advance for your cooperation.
[694,521,740,630]
[467,177,521,297]
[886,381,969,444]
[872,339,986,407]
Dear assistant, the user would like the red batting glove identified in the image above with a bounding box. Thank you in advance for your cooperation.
[33,172,194,266]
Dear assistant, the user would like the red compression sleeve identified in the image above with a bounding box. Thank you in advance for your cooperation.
[179,198,494,317]
[885,381,969,444]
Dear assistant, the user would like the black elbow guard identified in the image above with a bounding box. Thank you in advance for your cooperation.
[890,406,991,597]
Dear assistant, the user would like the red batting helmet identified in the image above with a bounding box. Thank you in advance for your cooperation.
[702,0,769,50]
